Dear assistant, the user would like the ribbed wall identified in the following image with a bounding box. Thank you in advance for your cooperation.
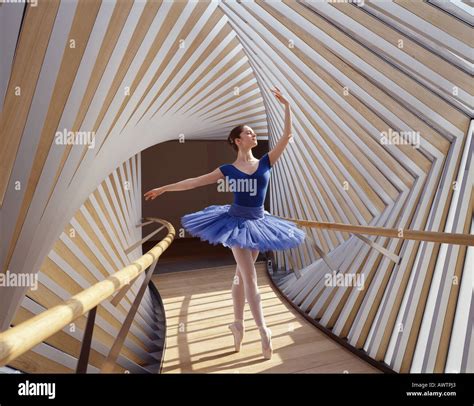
[222,1,472,373]
[9,155,162,373]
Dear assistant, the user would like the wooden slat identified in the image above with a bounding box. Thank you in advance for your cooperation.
[395,0,473,45]
[0,0,60,207]
[2,0,102,272]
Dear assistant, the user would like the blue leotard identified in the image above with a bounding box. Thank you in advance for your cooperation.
[182,152,305,250]
[219,153,272,207]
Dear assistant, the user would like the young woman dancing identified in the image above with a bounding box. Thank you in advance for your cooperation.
[144,87,305,360]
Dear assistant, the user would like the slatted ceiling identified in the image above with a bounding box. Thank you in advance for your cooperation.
[333,251,376,337]
[40,257,82,297]
[354,169,454,342]
[332,2,472,94]
[293,3,467,141]
[115,169,135,236]
[133,4,229,124]
[0,2,24,113]
[396,0,471,44]
[118,162,140,240]
[53,238,100,287]
[176,53,246,115]
[112,4,196,130]
[201,84,264,121]
[86,1,166,156]
[101,179,129,247]
[83,200,123,264]
[93,189,127,252]
[431,0,474,26]
[166,43,240,115]
[109,176,132,241]
[0,0,59,207]
[149,12,228,114]
[53,3,136,194]
[66,223,109,280]
[299,95,404,201]
[75,211,119,272]
[293,101,388,216]
[364,2,473,76]
[2,0,97,273]
[73,1,135,135]
[398,244,442,371]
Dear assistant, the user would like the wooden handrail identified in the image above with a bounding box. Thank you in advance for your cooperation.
[0,217,175,368]
[275,216,474,246]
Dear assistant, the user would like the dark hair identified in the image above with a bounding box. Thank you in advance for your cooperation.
[227,124,245,152]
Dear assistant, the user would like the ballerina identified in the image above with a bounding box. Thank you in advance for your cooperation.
[144,87,305,360]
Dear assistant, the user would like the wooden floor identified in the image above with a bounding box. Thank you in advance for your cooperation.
[151,262,380,373]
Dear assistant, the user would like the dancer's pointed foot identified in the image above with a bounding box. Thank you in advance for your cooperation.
[258,326,273,360]
[228,320,245,352]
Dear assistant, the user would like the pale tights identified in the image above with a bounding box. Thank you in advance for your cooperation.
[230,247,269,338]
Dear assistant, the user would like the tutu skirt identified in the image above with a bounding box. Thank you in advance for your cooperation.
[181,203,305,251]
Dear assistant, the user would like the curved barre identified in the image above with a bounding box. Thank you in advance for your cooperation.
[0,217,175,369]
[274,216,474,246]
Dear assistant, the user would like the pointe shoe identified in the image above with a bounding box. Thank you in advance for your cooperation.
[228,321,244,352]
[259,326,273,360]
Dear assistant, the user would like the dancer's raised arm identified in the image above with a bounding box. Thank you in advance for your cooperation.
[144,167,224,200]
[267,86,293,167]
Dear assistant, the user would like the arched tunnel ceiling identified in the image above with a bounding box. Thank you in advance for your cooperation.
[0,0,472,372]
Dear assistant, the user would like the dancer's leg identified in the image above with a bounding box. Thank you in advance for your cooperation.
[231,249,259,321]
[228,250,259,351]
[230,248,272,358]
[231,247,266,328]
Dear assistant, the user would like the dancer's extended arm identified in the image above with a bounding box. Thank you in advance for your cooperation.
[144,167,224,200]
[268,86,293,167]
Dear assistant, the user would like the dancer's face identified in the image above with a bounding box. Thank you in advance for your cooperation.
[237,126,258,151]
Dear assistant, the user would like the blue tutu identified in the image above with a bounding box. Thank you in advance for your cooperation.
[181,202,305,251]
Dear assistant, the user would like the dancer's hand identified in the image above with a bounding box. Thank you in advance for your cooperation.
[144,187,165,200]
[270,86,290,106]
